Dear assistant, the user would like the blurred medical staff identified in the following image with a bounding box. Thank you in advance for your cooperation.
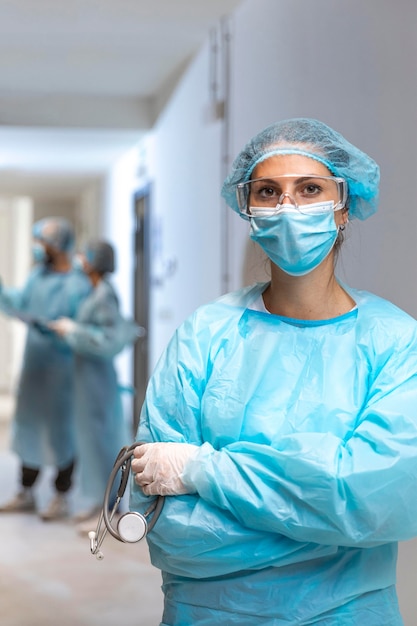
[49,240,140,529]
[0,217,91,520]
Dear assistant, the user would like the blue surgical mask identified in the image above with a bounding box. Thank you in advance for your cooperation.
[249,201,339,276]
[32,242,47,264]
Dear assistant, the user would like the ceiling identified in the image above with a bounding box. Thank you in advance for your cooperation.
[0,0,242,197]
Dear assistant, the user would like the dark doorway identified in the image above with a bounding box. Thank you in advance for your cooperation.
[132,186,151,433]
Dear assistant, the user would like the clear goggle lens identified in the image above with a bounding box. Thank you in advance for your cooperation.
[236,174,347,217]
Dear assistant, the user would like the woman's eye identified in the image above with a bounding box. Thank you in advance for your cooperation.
[259,186,276,197]
[302,184,322,195]
[251,184,280,200]
[249,184,279,207]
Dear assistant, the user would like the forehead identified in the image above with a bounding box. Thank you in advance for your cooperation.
[252,154,332,179]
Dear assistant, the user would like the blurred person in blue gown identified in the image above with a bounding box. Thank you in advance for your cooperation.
[0,217,91,520]
[49,240,140,530]
[129,119,417,625]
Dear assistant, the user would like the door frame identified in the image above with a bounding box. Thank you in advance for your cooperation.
[132,184,152,433]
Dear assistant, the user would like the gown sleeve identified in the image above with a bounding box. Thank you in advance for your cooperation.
[182,318,417,548]
[63,289,140,358]
[0,270,38,315]
[131,312,341,578]
[135,299,417,558]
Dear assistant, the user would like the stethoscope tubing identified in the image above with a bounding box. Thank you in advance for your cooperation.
[90,442,165,557]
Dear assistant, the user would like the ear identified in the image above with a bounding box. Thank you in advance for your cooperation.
[334,207,349,228]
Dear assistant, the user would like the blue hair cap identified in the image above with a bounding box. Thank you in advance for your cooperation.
[85,239,115,274]
[32,217,75,252]
[221,118,380,220]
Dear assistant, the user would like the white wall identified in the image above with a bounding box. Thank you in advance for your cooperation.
[147,43,225,368]
[101,142,150,397]
[102,144,147,318]
[0,197,33,393]
[74,179,104,248]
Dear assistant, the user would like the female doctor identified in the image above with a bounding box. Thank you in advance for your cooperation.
[130,118,417,625]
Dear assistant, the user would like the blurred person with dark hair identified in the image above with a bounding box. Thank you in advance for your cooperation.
[50,240,140,530]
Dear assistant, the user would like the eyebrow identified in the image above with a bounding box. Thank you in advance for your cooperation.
[250,175,322,185]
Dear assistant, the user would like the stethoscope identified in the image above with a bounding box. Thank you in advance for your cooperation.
[88,442,165,560]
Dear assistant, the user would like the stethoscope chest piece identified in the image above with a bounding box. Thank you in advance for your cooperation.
[89,442,165,560]
[117,512,148,543]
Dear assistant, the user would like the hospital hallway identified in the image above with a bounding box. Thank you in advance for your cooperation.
[0,395,163,626]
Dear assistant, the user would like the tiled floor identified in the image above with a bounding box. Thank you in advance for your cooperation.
[0,397,163,626]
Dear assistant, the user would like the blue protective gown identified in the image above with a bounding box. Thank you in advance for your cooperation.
[62,279,136,507]
[130,281,417,625]
[0,265,91,468]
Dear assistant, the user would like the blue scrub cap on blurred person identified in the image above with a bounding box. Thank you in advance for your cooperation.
[221,118,380,220]
[85,240,115,274]
[32,217,75,252]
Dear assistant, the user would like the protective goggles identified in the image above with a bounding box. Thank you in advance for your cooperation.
[236,174,348,217]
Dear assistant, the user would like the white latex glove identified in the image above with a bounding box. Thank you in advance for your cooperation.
[48,317,77,336]
[132,442,199,496]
